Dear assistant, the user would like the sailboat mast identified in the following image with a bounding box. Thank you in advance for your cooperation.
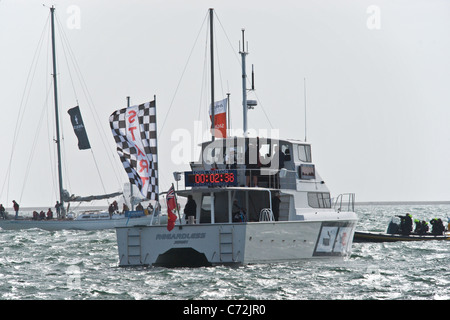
[209,8,215,141]
[50,6,65,214]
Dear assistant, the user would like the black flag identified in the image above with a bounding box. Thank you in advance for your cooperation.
[68,106,91,150]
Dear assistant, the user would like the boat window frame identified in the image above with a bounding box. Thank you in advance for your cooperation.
[201,194,212,212]
[307,192,331,209]
[298,144,312,163]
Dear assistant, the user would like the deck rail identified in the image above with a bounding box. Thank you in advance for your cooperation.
[334,193,355,212]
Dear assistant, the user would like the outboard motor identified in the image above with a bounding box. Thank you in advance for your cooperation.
[386,217,400,234]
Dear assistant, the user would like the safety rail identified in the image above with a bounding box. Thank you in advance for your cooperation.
[333,193,355,212]
[259,208,275,222]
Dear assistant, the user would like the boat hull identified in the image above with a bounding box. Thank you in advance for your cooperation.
[353,231,450,243]
[116,218,357,267]
[0,215,157,231]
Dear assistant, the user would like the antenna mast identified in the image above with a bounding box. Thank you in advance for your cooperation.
[304,77,307,142]
[240,29,248,137]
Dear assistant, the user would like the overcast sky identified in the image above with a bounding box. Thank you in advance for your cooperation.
[1,0,449,207]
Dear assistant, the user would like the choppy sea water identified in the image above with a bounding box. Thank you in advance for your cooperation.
[0,204,448,301]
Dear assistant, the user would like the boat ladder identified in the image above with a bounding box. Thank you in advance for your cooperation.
[219,226,234,263]
[126,228,142,265]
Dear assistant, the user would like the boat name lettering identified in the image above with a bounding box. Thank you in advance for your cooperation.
[155,233,206,240]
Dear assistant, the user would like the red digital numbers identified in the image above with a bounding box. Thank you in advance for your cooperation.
[193,173,235,185]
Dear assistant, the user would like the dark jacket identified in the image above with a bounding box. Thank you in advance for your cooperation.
[184,199,197,217]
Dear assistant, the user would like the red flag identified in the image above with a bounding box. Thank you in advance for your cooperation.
[166,185,177,231]
[209,98,227,138]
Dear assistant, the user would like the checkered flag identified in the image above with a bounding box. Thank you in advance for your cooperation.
[109,100,158,200]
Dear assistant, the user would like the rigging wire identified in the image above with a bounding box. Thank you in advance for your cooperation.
[214,11,274,130]
[45,26,60,202]
[19,83,54,203]
[55,13,123,195]
[158,10,209,138]
[0,13,51,204]
[156,10,209,192]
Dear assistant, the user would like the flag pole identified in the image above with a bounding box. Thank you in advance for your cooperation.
[154,94,159,201]
[172,183,183,225]
[127,96,134,211]
[152,94,159,226]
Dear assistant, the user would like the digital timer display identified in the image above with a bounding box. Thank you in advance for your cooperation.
[184,170,238,187]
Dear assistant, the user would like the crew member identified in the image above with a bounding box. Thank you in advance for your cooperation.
[397,213,413,235]
[430,218,445,235]
[420,220,429,235]
[183,195,197,224]
[55,201,61,218]
[0,204,5,219]
[47,208,53,220]
[108,203,115,219]
[12,200,19,219]
[272,193,281,221]
[232,200,247,222]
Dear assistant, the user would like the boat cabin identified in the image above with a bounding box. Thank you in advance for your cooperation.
[189,137,312,189]
[175,137,348,225]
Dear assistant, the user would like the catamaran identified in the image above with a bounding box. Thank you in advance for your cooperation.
[114,9,358,267]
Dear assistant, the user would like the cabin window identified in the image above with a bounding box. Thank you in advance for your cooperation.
[307,192,331,208]
[298,145,312,163]
[201,195,212,211]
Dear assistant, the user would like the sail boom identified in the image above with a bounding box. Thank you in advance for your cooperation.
[63,190,122,202]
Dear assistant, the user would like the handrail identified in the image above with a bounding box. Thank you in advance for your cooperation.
[333,193,355,212]
[259,208,274,222]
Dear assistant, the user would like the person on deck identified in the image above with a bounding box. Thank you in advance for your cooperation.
[136,203,144,211]
[122,203,129,214]
[273,146,285,189]
[245,142,260,187]
[112,201,118,212]
[414,219,422,234]
[47,208,53,220]
[272,193,281,221]
[55,201,61,219]
[421,220,429,234]
[232,200,247,223]
[108,203,115,219]
[12,200,19,219]
[183,195,197,224]
[430,218,445,235]
[0,204,6,219]
[397,213,413,235]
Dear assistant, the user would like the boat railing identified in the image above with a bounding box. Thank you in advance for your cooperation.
[333,193,355,212]
[259,208,275,222]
